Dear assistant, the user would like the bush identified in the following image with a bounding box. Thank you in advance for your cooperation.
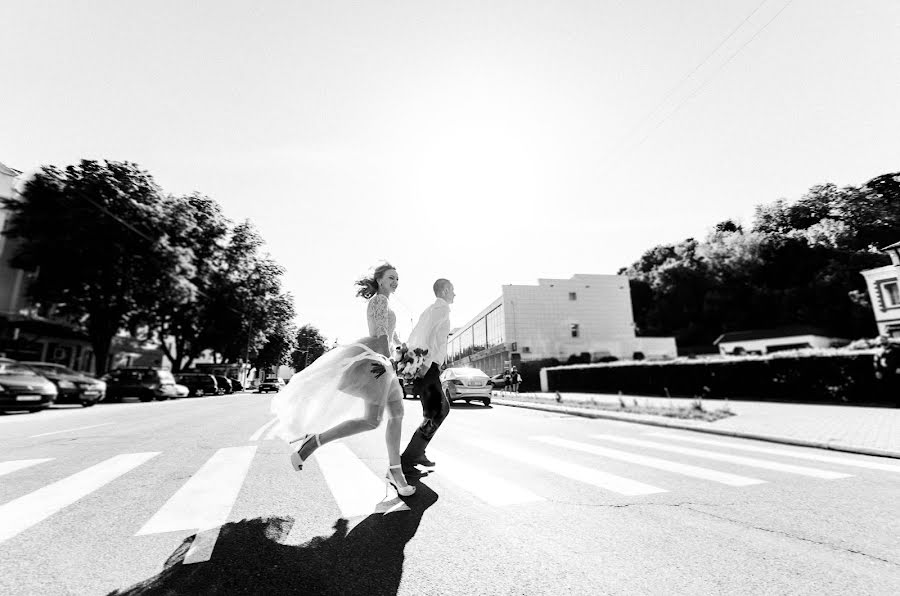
[544,349,893,406]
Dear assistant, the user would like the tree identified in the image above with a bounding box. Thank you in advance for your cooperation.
[291,324,328,372]
[621,172,897,349]
[198,222,292,365]
[137,193,231,372]
[249,293,297,372]
[1,161,194,374]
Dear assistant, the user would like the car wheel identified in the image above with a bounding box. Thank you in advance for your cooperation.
[483,398,491,406]
[139,395,153,402]
[196,389,205,397]
[81,399,96,408]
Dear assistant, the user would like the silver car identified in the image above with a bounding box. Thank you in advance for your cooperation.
[440,367,492,406]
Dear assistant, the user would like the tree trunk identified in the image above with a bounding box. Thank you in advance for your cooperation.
[88,324,116,376]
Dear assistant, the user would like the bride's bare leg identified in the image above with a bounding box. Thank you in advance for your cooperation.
[385,386,410,489]
[297,402,382,460]
[385,398,403,467]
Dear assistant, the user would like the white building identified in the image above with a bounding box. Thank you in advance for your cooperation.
[860,241,900,338]
[713,325,848,355]
[446,274,676,376]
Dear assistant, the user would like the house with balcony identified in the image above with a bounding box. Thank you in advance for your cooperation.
[860,241,900,338]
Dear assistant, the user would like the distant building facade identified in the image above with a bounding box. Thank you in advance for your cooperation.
[860,241,900,338]
[0,162,97,372]
[445,274,676,376]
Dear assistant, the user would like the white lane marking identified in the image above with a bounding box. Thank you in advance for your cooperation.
[249,418,277,442]
[590,435,852,480]
[184,527,223,565]
[0,452,160,543]
[644,432,900,473]
[312,443,394,517]
[0,458,54,477]
[532,436,765,487]
[467,438,666,496]
[427,449,545,506]
[29,423,113,438]
[137,446,257,543]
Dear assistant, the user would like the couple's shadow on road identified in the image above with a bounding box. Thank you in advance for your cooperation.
[109,479,438,596]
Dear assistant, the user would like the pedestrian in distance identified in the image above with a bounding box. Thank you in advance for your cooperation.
[400,278,456,474]
[270,262,415,497]
[503,369,511,391]
[510,366,521,393]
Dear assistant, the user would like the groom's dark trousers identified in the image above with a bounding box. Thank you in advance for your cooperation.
[401,363,449,465]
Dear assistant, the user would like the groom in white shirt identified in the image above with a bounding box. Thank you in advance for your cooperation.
[401,278,455,473]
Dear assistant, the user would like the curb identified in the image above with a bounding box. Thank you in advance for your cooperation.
[492,397,900,460]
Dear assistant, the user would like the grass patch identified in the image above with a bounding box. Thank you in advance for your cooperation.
[499,392,735,422]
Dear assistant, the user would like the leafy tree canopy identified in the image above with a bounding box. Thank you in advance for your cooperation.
[622,171,898,348]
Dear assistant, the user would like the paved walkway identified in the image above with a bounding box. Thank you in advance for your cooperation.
[491,391,900,459]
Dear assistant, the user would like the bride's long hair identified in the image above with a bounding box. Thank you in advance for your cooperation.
[355,262,396,299]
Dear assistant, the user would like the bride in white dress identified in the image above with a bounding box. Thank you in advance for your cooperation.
[270,262,415,497]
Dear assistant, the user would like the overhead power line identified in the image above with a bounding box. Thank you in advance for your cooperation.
[606,0,771,159]
[605,0,795,164]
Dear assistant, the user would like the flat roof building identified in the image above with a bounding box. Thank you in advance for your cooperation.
[446,274,676,376]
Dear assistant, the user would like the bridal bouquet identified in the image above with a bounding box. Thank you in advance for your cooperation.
[394,345,429,380]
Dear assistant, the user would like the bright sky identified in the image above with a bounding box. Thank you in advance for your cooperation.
[4,1,899,343]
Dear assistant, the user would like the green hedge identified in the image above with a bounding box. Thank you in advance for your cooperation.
[544,349,898,407]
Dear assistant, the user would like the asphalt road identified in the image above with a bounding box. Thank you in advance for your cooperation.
[1,393,898,595]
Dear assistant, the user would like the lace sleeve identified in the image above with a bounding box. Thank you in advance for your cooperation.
[368,294,390,338]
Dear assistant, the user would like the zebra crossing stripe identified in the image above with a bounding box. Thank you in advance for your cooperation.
[249,418,277,442]
[644,432,900,473]
[531,436,765,487]
[467,438,667,496]
[590,435,852,480]
[136,446,257,538]
[0,458,53,478]
[0,452,160,544]
[312,443,395,518]
[426,449,545,505]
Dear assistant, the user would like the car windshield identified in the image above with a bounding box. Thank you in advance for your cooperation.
[452,368,487,377]
[111,370,153,382]
[30,364,78,375]
[0,362,40,376]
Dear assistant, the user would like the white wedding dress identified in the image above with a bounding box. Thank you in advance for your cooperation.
[271,294,403,442]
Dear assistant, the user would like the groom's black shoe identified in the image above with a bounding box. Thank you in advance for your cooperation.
[407,455,435,468]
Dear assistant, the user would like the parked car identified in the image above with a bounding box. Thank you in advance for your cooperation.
[173,383,189,398]
[401,379,418,399]
[103,367,178,402]
[488,372,508,390]
[174,373,219,397]
[0,357,58,412]
[258,377,285,393]
[440,367,492,406]
[21,361,106,407]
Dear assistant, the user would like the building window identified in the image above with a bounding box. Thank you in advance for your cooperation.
[523,346,531,353]
[571,323,579,338]
[882,281,900,308]
[568,292,577,301]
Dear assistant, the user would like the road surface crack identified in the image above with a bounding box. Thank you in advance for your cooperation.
[679,504,899,567]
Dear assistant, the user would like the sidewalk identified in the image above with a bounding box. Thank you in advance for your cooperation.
[491,391,900,459]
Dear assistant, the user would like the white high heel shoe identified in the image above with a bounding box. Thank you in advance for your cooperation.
[385,464,416,497]
[289,434,320,471]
